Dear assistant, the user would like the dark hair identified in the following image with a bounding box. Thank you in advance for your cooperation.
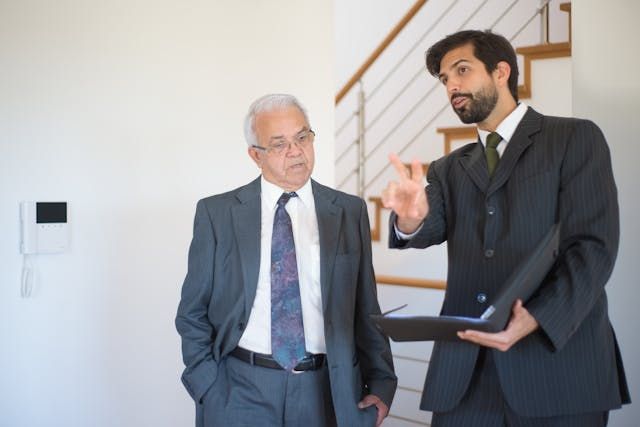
[425,30,519,102]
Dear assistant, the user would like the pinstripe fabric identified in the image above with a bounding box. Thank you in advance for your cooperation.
[390,108,630,417]
[431,350,609,427]
[431,350,504,427]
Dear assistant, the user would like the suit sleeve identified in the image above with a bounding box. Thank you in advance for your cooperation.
[175,199,218,403]
[526,120,620,351]
[355,199,398,407]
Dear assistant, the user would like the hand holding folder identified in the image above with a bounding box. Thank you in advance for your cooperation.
[371,224,560,342]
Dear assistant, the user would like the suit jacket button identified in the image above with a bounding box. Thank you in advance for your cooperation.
[238,322,245,331]
[477,293,487,304]
[487,206,495,215]
[484,249,494,258]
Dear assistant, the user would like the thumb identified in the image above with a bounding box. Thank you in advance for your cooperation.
[358,394,378,409]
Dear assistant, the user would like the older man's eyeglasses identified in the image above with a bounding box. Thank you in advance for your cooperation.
[252,129,315,155]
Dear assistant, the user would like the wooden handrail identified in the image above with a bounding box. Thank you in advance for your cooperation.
[335,0,427,105]
[376,274,446,290]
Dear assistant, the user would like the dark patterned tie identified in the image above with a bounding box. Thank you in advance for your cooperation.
[271,192,306,370]
[486,132,502,178]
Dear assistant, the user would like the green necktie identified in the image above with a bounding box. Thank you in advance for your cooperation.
[485,132,502,177]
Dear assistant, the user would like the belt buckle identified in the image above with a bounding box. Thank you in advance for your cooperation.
[291,357,310,374]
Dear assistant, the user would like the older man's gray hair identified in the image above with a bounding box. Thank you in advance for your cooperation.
[243,94,310,147]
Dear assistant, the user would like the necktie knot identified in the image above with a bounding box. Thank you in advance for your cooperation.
[277,192,298,207]
[486,132,502,149]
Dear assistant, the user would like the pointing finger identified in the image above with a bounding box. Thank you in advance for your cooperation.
[389,153,409,180]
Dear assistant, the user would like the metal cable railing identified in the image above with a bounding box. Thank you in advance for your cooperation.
[335,112,356,141]
[364,0,459,104]
[360,0,491,161]
[359,1,553,193]
[512,0,551,42]
[336,0,490,187]
[335,0,552,193]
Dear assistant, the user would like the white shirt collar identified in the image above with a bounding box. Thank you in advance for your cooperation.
[260,176,313,211]
[478,102,528,146]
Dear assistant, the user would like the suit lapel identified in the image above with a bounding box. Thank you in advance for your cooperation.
[459,142,489,192]
[311,180,343,314]
[487,107,543,196]
[231,177,262,316]
[458,107,544,196]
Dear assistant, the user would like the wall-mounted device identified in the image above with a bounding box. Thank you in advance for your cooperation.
[19,201,70,298]
[20,201,69,254]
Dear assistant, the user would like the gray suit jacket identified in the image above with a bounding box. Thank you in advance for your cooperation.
[177,177,396,426]
[390,107,630,416]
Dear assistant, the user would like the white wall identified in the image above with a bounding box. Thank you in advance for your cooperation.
[334,0,414,91]
[573,2,640,425]
[0,1,334,426]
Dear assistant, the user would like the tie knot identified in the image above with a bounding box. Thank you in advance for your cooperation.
[486,132,502,149]
[277,192,298,207]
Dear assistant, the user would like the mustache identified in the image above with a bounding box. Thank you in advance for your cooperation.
[451,93,473,102]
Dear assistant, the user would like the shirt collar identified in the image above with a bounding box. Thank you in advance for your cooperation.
[478,102,528,146]
[261,176,313,210]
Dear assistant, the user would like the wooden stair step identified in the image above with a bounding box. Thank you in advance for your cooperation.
[517,42,571,99]
[437,126,477,154]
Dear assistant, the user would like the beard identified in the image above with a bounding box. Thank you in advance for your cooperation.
[451,84,498,124]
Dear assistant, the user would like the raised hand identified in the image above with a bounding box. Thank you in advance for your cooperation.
[381,153,428,234]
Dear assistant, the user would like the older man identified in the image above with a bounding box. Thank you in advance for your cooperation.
[176,94,396,427]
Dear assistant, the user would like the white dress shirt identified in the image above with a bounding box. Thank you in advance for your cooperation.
[238,177,326,354]
[477,102,528,157]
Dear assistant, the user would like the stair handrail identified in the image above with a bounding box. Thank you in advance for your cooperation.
[336,0,553,193]
[335,0,428,106]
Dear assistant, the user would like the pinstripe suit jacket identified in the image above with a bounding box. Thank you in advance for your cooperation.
[177,177,397,426]
[390,107,630,417]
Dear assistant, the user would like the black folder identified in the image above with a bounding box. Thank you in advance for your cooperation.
[371,224,560,342]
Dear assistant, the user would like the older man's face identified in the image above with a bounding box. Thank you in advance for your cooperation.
[249,106,315,191]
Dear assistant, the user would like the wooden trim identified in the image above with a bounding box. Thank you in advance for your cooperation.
[377,274,446,290]
[368,196,384,241]
[404,162,430,175]
[335,0,427,105]
[436,126,477,154]
[516,42,572,99]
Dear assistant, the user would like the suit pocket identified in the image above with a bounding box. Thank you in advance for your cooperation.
[352,360,364,399]
[359,405,377,427]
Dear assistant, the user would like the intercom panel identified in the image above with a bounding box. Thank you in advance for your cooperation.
[20,201,69,254]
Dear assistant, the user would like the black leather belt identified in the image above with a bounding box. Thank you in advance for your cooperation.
[230,347,326,372]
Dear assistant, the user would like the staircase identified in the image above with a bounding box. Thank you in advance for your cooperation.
[335,1,572,426]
